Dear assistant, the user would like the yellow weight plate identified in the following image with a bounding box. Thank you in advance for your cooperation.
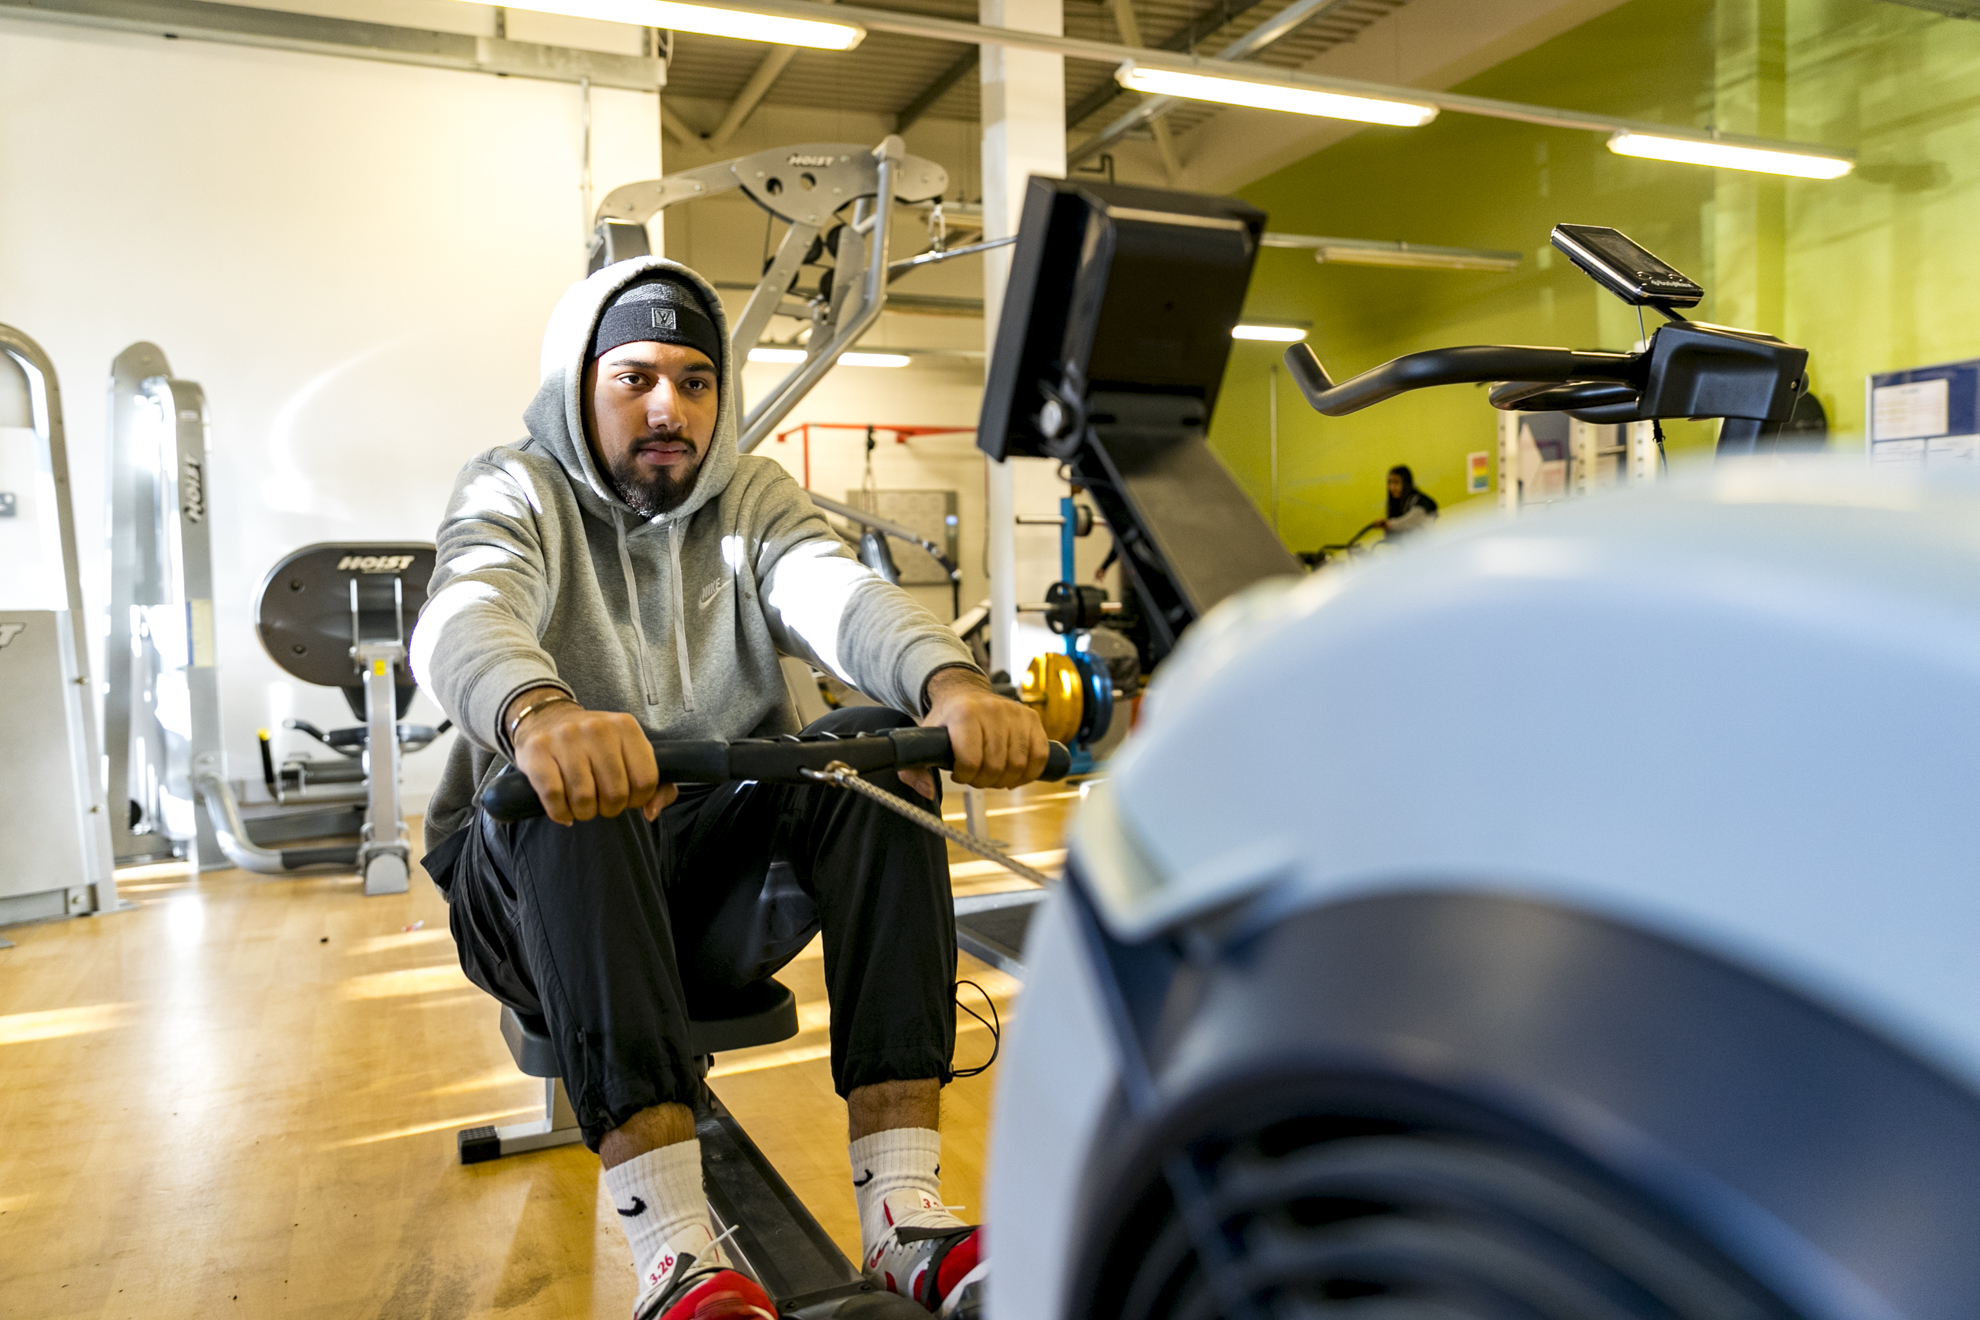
[1022,652,1085,744]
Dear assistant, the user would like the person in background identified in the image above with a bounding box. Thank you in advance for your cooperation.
[1380,465,1439,538]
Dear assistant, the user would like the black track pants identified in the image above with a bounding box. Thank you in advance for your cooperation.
[427,706,957,1150]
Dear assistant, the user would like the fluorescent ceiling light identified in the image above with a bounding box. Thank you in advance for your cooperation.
[1315,244,1521,272]
[1116,63,1437,127]
[492,0,865,50]
[1232,324,1307,342]
[1262,232,1523,273]
[750,348,943,366]
[1607,131,1853,179]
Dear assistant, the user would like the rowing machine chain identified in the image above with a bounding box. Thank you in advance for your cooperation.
[801,760,1057,887]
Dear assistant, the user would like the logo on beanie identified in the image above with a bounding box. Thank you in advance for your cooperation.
[651,307,677,331]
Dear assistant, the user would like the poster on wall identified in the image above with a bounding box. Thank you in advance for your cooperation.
[1867,358,1979,466]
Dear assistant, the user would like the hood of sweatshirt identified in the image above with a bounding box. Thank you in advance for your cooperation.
[523,255,740,530]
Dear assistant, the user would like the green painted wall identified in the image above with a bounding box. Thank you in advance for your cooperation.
[1210,0,1980,554]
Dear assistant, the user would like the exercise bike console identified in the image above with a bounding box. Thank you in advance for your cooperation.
[1550,222,1705,308]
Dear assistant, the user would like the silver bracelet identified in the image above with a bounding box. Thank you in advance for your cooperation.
[506,693,577,745]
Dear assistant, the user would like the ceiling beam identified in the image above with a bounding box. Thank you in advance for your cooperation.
[703,0,837,150]
[706,45,797,148]
[1063,0,1272,130]
[0,0,666,90]
[1104,0,1179,181]
[894,47,978,133]
[1071,0,1356,166]
[662,101,704,146]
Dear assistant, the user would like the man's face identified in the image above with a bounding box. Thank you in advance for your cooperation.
[584,341,719,518]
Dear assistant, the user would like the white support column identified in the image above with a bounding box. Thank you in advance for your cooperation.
[1570,418,1598,497]
[649,28,668,253]
[980,0,1063,679]
[1497,410,1522,516]
[1628,420,1659,484]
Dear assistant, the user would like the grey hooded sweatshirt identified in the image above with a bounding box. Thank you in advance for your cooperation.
[411,255,977,844]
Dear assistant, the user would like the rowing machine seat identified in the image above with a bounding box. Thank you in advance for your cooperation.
[463,981,800,1165]
[498,979,800,1078]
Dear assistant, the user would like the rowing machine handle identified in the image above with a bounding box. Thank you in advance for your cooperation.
[478,731,1073,823]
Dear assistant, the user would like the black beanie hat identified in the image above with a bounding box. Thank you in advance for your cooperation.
[591,275,723,366]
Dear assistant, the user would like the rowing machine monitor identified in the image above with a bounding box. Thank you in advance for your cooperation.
[978,177,1303,662]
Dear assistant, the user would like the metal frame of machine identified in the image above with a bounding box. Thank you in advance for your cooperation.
[103,342,226,869]
[196,543,444,895]
[585,135,972,453]
[0,324,124,938]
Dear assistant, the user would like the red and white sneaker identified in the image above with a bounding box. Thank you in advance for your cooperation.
[863,1195,986,1316]
[633,1246,777,1320]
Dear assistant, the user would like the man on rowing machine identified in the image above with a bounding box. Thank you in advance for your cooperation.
[411,257,1049,1320]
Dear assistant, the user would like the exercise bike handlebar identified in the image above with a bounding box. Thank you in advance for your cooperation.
[479,728,1074,822]
[1283,342,1644,417]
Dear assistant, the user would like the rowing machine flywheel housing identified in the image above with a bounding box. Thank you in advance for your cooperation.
[987,466,1980,1320]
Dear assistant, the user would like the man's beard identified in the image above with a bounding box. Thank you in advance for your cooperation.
[607,434,704,518]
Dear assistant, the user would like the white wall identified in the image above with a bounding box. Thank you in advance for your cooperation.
[1,19,661,802]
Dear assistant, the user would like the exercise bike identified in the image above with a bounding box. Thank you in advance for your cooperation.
[977,182,1980,1319]
[1298,520,1382,569]
[463,726,1070,1320]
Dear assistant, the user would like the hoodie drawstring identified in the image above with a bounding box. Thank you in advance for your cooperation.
[668,521,696,712]
[614,514,660,707]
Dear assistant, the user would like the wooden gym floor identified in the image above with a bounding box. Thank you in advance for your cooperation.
[0,781,1082,1319]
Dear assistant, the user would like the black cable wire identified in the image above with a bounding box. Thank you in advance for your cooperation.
[1055,459,1116,494]
[1653,418,1669,472]
[950,979,1001,1078]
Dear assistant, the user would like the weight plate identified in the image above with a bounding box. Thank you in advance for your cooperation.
[1022,652,1084,744]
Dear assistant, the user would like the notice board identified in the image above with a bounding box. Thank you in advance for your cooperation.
[1867,358,1980,466]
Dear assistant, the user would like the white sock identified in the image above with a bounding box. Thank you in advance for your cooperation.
[604,1139,729,1294]
[849,1127,962,1259]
